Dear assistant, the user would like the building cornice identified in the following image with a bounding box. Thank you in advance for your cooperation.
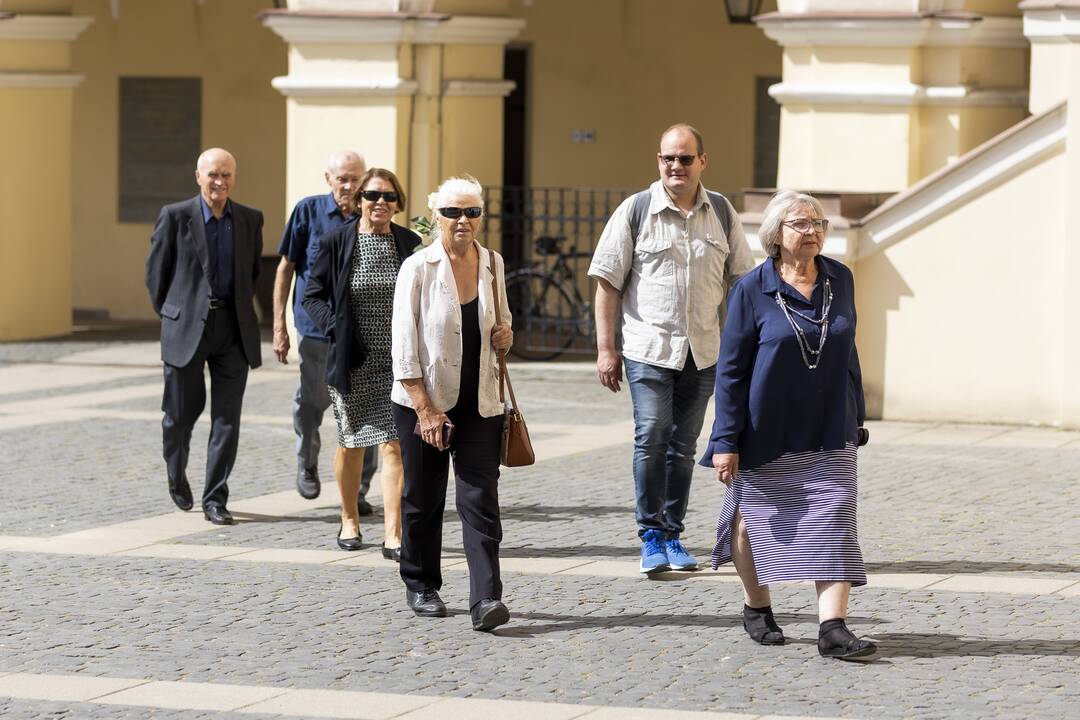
[0,14,94,41]
[857,103,1067,258]
[270,75,418,97]
[769,82,1029,107]
[756,13,1025,48]
[443,79,516,97]
[1022,4,1080,43]
[261,11,524,46]
[0,71,84,88]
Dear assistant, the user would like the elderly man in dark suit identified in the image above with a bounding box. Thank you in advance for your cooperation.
[145,147,263,525]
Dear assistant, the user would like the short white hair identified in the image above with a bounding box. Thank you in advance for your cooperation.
[427,175,484,242]
[758,189,826,258]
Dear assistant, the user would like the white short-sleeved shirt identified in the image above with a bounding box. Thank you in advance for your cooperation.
[587,181,757,370]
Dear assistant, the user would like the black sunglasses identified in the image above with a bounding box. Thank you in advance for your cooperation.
[360,190,399,203]
[439,206,483,219]
[660,154,698,167]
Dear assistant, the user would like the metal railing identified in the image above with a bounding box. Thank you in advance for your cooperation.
[483,185,743,360]
[484,186,635,359]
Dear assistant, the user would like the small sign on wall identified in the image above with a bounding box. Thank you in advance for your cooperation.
[571,129,596,144]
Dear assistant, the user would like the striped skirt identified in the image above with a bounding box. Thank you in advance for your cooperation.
[711,443,866,587]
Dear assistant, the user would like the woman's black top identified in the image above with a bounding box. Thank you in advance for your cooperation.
[452,298,482,415]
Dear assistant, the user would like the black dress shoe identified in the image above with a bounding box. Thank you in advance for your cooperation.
[406,589,448,617]
[381,543,401,562]
[203,505,233,525]
[357,497,375,516]
[471,599,510,632]
[336,523,362,551]
[296,465,320,500]
[168,477,193,512]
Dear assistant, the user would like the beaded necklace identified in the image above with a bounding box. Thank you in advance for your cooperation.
[774,276,832,370]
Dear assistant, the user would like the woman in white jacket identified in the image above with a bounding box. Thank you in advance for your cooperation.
[390,175,514,632]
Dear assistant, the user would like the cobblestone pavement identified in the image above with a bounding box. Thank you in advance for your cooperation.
[1,338,1078,719]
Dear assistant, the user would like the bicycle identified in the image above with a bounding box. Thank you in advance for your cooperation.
[504,235,594,361]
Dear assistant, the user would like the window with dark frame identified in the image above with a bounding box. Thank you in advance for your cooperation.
[118,77,201,223]
[753,75,782,189]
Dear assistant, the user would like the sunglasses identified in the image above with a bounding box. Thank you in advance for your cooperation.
[438,207,483,219]
[660,154,698,167]
[360,190,399,203]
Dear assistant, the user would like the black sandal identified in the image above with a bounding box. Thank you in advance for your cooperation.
[743,604,785,645]
[818,619,876,659]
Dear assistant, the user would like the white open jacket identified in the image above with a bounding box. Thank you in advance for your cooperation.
[390,240,512,418]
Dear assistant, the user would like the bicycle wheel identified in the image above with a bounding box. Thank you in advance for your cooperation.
[504,270,578,361]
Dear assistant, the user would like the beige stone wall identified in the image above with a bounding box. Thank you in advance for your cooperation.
[0,87,74,339]
[69,0,286,321]
[855,148,1066,424]
[509,0,782,192]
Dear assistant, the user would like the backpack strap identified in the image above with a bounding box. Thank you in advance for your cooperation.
[705,190,734,238]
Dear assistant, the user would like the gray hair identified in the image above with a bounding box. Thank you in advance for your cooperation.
[758,189,826,258]
[427,174,484,242]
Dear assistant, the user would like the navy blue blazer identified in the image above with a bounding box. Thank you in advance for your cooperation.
[145,195,263,369]
[699,255,865,470]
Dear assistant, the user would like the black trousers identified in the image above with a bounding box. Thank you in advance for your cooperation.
[392,401,503,609]
[162,308,249,509]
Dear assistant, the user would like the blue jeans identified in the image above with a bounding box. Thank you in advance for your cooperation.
[625,354,716,539]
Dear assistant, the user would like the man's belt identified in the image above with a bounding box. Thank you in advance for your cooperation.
[208,297,231,310]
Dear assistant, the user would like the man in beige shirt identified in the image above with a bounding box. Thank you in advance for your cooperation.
[588,124,756,574]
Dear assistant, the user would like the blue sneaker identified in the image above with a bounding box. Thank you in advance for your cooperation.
[664,538,699,571]
[639,530,670,574]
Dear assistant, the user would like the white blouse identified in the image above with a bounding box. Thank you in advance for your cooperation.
[390,240,512,418]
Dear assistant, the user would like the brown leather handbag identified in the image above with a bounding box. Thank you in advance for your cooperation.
[490,253,535,467]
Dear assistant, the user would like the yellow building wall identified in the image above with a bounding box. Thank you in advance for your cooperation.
[69,0,286,321]
[779,106,915,190]
[855,148,1066,424]
[510,0,782,192]
[0,88,74,339]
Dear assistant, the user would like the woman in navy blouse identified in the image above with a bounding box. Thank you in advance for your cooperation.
[699,190,875,660]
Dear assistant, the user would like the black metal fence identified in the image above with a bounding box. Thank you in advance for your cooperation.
[484,186,635,359]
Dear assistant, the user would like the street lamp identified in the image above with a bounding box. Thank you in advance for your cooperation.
[725,0,763,25]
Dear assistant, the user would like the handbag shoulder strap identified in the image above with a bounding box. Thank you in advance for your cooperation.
[488,250,520,412]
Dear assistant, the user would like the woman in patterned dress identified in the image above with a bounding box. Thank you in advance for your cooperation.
[700,190,876,660]
[303,168,420,557]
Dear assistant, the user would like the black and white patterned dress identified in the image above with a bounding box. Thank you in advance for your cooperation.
[328,231,400,448]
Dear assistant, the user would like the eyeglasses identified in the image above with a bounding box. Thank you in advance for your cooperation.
[360,190,399,203]
[660,154,698,167]
[439,207,483,220]
[782,218,829,234]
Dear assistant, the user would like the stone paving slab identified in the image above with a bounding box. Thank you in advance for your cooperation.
[1,342,1079,719]
[2,551,1078,719]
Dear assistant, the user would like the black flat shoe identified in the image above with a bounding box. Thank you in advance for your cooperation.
[203,505,233,525]
[168,476,193,512]
[336,523,362,551]
[406,589,447,617]
[381,543,401,562]
[357,498,375,516]
[743,605,785,646]
[470,599,510,632]
[818,619,877,659]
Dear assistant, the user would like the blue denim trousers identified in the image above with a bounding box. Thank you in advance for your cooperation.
[624,353,716,539]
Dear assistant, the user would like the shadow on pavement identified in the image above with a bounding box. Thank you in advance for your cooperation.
[865,560,1080,574]
[870,633,1080,659]
[501,504,632,521]
[495,612,880,638]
